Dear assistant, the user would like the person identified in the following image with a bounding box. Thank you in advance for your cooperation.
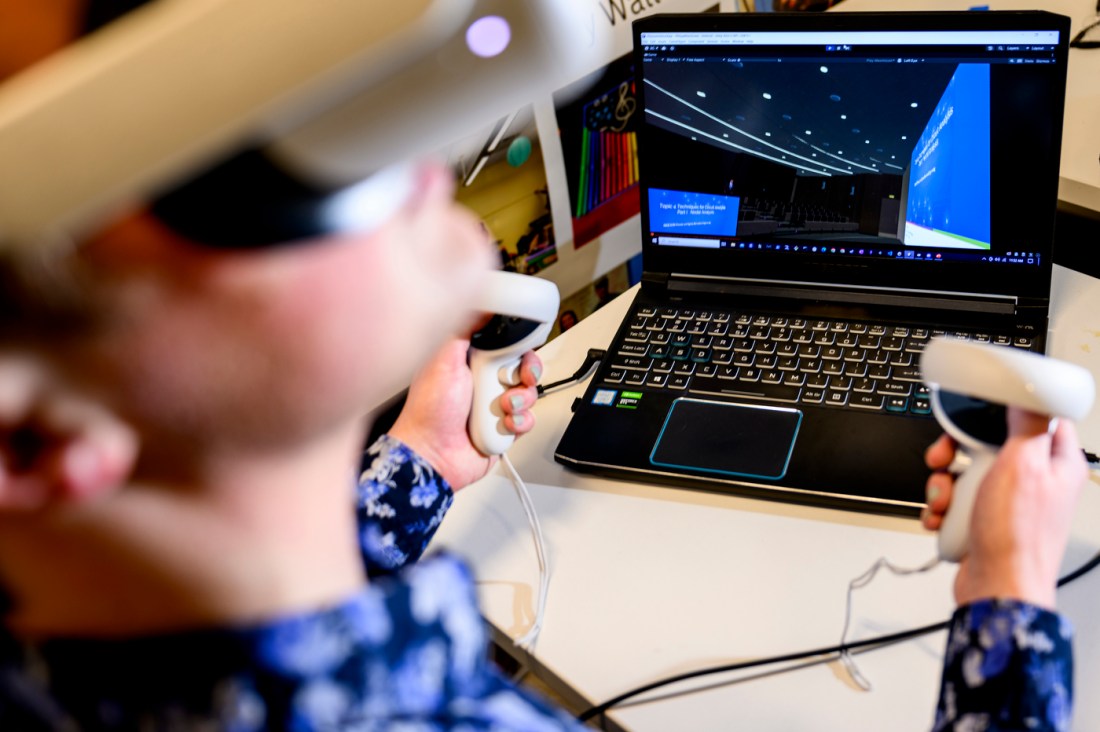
[0,2,1090,730]
[0,2,578,728]
[558,309,579,334]
[593,276,613,310]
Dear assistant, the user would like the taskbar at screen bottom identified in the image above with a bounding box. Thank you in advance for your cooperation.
[651,235,1041,266]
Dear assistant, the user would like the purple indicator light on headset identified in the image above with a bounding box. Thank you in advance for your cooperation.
[466,16,511,58]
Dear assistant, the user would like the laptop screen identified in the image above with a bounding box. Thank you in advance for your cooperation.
[635,12,1070,303]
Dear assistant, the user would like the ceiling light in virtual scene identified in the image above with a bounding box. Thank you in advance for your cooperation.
[820,66,829,73]
[762,92,773,99]
[910,102,918,108]
[466,16,510,58]
[697,90,706,97]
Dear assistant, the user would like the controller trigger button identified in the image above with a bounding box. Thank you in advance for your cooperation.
[499,363,521,385]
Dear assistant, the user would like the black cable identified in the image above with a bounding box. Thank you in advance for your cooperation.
[577,548,1100,723]
[578,622,947,722]
[536,349,606,397]
[1070,14,1100,49]
[1057,549,1100,587]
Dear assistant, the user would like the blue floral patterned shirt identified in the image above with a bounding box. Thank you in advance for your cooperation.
[935,599,1073,732]
[0,435,1074,730]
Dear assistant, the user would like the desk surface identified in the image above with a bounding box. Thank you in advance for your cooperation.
[434,265,1100,731]
[832,0,1100,213]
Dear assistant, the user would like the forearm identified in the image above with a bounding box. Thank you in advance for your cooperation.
[934,599,1073,732]
[356,434,454,577]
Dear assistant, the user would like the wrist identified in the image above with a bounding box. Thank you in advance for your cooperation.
[383,424,468,491]
[955,557,1057,610]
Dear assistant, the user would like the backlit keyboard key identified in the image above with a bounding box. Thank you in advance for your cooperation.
[851,394,885,410]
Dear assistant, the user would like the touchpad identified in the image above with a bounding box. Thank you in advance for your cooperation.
[650,399,802,480]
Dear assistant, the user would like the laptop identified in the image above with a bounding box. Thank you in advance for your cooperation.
[554,11,1070,516]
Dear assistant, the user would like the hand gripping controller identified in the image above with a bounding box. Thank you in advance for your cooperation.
[921,338,1095,562]
[468,271,560,456]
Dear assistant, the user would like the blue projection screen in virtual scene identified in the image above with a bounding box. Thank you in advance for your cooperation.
[648,188,741,238]
[903,64,991,251]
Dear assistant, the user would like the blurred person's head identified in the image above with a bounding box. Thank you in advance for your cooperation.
[594,276,610,302]
[0,0,498,637]
[558,309,578,332]
[0,0,494,495]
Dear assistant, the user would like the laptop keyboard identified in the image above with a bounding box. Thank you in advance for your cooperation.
[605,305,1035,416]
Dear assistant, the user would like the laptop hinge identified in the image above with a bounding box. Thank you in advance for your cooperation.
[667,275,1020,316]
[641,270,670,293]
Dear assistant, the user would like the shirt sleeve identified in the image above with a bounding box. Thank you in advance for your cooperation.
[356,434,454,577]
[934,599,1073,732]
[368,554,588,730]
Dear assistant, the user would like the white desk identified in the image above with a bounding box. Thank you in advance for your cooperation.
[833,0,1100,213]
[434,264,1100,731]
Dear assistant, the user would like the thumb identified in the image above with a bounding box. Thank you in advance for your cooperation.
[1049,418,1082,464]
[1006,406,1052,440]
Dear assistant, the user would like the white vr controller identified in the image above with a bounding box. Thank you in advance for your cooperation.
[921,338,1095,562]
[468,271,560,456]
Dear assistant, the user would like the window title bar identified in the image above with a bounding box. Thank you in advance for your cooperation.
[640,30,1060,46]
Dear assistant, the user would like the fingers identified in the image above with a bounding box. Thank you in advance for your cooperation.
[518,352,543,388]
[501,385,538,436]
[921,471,954,531]
[924,433,957,471]
[502,352,543,435]
[922,432,957,532]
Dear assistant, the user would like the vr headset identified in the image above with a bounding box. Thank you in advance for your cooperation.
[0,0,605,251]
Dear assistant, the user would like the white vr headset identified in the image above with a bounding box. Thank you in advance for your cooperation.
[0,0,606,251]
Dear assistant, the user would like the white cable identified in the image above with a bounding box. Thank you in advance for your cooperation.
[838,555,941,690]
[500,452,551,651]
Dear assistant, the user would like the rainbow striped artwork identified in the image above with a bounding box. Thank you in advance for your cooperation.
[575,128,638,218]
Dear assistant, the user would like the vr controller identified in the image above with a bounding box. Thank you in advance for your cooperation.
[921,338,1095,562]
[468,271,560,456]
